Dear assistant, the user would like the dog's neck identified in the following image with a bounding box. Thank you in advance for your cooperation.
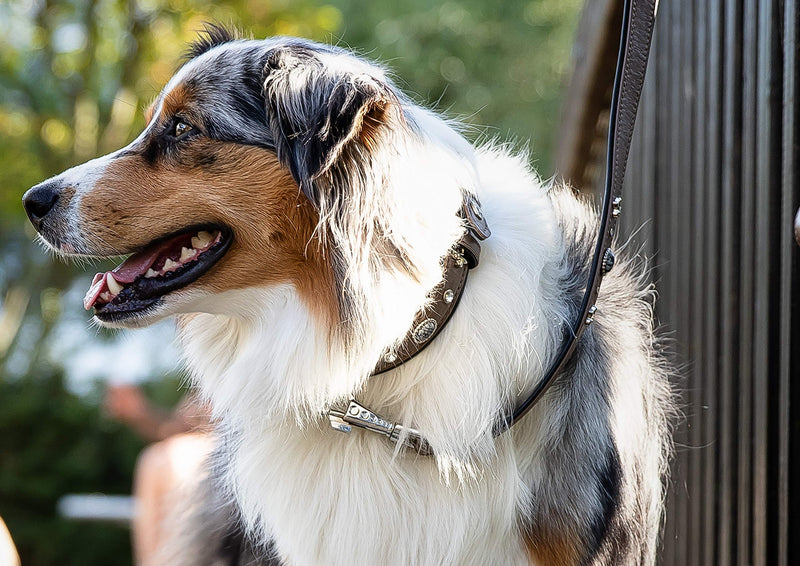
[179,147,564,467]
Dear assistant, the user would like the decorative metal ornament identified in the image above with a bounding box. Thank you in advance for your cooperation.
[451,249,467,267]
[602,248,616,273]
[412,319,438,344]
[612,196,623,218]
[585,305,598,325]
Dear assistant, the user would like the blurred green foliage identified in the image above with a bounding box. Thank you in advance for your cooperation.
[0,0,581,564]
[0,368,185,565]
[0,370,143,565]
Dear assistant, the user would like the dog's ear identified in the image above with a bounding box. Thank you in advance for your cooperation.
[263,46,401,201]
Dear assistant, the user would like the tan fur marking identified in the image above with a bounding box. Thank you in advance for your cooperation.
[79,141,337,325]
[61,185,76,201]
[359,100,395,153]
[161,84,192,118]
[524,528,582,566]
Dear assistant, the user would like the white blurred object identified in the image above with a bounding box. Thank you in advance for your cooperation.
[795,207,800,246]
[0,516,20,566]
[57,494,135,525]
[47,279,180,394]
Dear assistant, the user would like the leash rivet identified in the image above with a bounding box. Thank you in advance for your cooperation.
[451,248,467,267]
[585,305,598,325]
[612,196,623,218]
[443,289,454,303]
[602,248,616,274]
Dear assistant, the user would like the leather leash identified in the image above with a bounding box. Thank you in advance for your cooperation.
[497,0,660,433]
[328,0,659,453]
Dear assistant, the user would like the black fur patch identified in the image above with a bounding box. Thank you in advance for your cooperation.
[263,45,392,203]
[585,445,624,563]
[185,23,238,60]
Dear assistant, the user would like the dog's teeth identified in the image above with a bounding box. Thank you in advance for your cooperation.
[107,273,124,295]
[163,258,178,271]
[145,268,158,278]
[193,231,213,249]
[100,292,111,302]
[180,246,197,262]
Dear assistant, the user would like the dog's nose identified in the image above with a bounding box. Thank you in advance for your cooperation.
[23,182,60,229]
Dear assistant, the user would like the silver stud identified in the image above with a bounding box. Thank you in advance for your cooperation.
[451,249,467,267]
[412,318,438,344]
[349,405,360,416]
[469,199,483,220]
[602,248,615,274]
[383,352,397,363]
[585,305,597,325]
[443,289,455,303]
[612,196,622,218]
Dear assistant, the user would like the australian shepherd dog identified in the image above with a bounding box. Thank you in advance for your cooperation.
[24,27,672,566]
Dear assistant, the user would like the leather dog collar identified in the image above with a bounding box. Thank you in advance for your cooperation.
[372,193,490,375]
[328,193,489,455]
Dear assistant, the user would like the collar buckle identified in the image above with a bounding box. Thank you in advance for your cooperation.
[328,400,432,455]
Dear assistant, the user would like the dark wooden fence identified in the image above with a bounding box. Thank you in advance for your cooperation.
[559,1,800,564]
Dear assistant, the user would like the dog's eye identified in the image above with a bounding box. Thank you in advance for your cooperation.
[173,121,193,138]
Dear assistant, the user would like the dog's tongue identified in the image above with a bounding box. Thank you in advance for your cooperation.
[83,245,164,310]
[112,250,161,283]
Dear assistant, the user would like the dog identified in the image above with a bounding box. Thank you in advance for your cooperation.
[23,27,672,566]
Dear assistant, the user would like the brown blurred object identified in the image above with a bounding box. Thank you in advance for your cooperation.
[104,384,213,565]
[104,384,211,442]
[0,516,20,566]
[133,433,214,566]
[555,0,623,192]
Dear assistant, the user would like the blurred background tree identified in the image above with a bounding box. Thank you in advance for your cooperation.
[0,0,581,564]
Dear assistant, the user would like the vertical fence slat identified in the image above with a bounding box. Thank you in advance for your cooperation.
[702,1,723,563]
[683,3,702,563]
[753,2,782,565]
[653,5,677,561]
[640,34,657,261]
[669,1,690,559]
[778,4,799,565]
[718,1,744,563]
[737,0,759,563]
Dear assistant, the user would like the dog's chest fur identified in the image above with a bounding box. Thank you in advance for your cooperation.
[226,424,531,565]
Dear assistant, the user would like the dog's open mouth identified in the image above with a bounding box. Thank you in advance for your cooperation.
[84,227,232,320]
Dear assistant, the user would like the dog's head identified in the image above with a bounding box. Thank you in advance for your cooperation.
[23,28,426,331]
